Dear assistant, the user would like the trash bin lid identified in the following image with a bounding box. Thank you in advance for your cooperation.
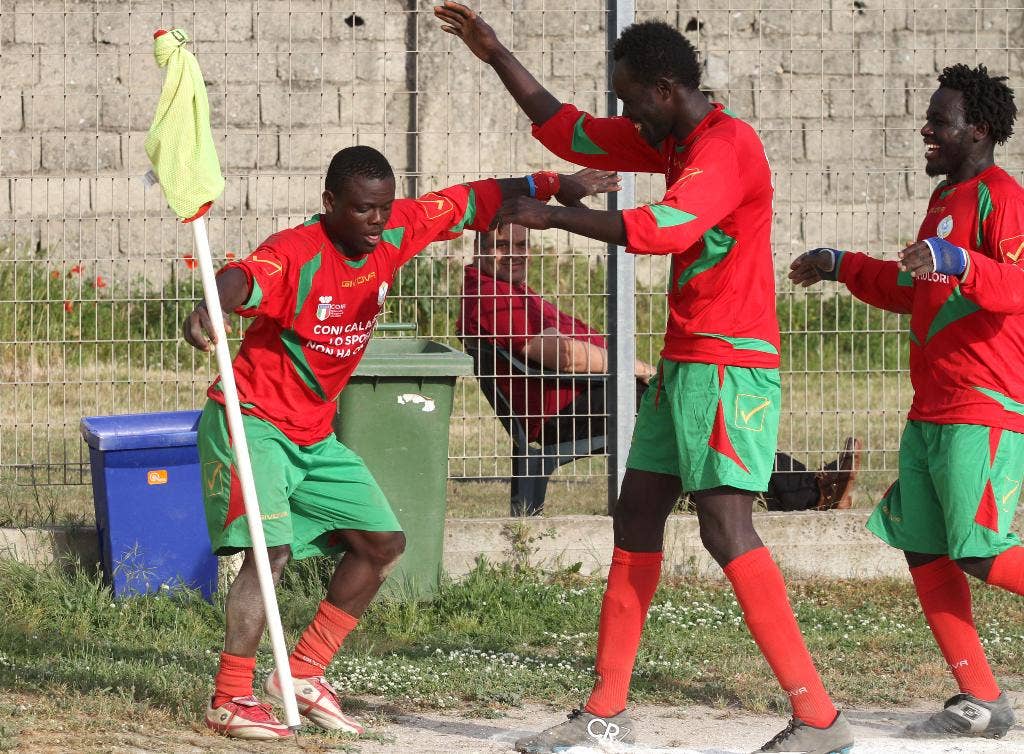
[80,410,202,451]
[353,338,473,377]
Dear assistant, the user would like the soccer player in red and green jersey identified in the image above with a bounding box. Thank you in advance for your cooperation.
[183,145,617,740]
[791,64,1022,741]
[434,5,851,753]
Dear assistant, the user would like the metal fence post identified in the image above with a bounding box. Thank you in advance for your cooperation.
[606,0,635,515]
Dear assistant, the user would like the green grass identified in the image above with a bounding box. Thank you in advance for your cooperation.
[1,557,1022,732]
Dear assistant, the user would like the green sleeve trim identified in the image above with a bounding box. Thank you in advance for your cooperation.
[694,332,779,355]
[571,114,608,155]
[650,203,697,229]
[280,329,327,400]
[294,252,322,320]
[242,277,263,309]
[925,286,980,343]
[303,214,321,226]
[973,386,1024,417]
[977,181,994,250]
[448,189,477,234]
[381,226,405,248]
[897,270,914,287]
[676,226,736,288]
[909,330,922,347]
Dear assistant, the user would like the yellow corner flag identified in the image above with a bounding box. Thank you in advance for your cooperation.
[145,29,224,222]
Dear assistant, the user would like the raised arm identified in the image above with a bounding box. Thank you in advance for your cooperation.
[433,1,560,126]
[522,328,656,382]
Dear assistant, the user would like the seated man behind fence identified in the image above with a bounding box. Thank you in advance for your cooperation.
[458,223,861,512]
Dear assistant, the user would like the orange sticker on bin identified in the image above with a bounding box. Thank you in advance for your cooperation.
[147,470,168,485]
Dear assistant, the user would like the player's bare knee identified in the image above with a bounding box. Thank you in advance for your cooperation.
[362,532,406,571]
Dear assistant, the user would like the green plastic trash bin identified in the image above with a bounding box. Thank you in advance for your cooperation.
[334,336,472,599]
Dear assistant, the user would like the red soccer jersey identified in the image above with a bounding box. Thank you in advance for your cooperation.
[532,103,780,368]
[208,179,502,445]
[458,264,606,442]
[839,165,1024,431]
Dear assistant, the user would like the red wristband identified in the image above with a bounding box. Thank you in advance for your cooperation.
[530,171,560,202]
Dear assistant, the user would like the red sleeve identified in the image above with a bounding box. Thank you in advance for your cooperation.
[386,179,503,266]
[620,137,742,254]
[224,237,294,325]
[837,252,916,314]
[531,103,664,173]
[960,195,1024,313]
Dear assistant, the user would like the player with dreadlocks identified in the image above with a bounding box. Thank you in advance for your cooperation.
[792,64,1023,740]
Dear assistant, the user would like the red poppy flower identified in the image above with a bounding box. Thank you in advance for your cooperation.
[63,300,74,313]
[70,264,82,275]
[95,275,107,288]
[50,270,60,280]
[183,255,198,270]
[225,251,236,261]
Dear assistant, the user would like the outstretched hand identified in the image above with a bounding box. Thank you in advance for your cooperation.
[556,168,621,208]
[433,1,504,63]
[497,196,554,230]
[789,247,843,287]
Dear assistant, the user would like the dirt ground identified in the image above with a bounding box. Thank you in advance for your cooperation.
[6,693,1024,754]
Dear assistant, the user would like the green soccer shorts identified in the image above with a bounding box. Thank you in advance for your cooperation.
[197,400,401,559]
[626,360,781,493]
[867,420,1024,559]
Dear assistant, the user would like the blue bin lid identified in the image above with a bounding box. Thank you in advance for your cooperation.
[80,410,202,451]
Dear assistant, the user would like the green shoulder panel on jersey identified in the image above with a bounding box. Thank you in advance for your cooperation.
[938,181,955,200]
[243,277,264,309]
[977,181,994,250]
[571,114,607,155]
[381,227,405,248]
[675,226,736,288]
[898,270,914,287]
[448,188,477,233]
[909,329,922,347]
[279,329,327,400]
[304,214,321,226]
[694,332,778,355]
[925,286,980,343]
[650,203,696,228]
[973,386,1024,417]
[294,250,323,319]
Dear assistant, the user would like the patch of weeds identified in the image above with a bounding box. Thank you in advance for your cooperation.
[500,522,556,570]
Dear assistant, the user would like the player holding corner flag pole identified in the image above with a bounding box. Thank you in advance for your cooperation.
[149,26,619,741]
[143,28,302,733]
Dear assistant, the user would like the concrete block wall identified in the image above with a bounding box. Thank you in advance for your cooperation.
[4,1,1021,264]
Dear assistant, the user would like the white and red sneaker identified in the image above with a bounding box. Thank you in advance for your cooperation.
[264,670,365,734]
[204,695,293,740]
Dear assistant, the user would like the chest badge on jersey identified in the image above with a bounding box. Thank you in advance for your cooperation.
[377,282,389,306]
[937,215,954,238]
[316,296,346,321]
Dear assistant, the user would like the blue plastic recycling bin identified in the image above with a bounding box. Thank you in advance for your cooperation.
[80,410,216,599]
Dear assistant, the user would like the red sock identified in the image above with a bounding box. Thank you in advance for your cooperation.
[289,600,359,679]
[584,547,662,717]
[724,547,837,728]
[986,546,1024,595]
[912,557,1000,701]
[213,652,256,707]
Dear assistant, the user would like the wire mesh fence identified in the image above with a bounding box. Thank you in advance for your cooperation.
[1,1,1022,516]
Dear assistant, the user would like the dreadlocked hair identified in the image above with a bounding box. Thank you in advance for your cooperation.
[325,145,394,193]
[613,21,701,89]
[938,63,1017,145]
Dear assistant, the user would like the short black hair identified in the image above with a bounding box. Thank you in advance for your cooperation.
[325,145,394,193]
[612,20,701,89]
[938,63,1016,145]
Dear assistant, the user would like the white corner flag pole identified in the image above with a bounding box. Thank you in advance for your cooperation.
[191,216,302,730]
